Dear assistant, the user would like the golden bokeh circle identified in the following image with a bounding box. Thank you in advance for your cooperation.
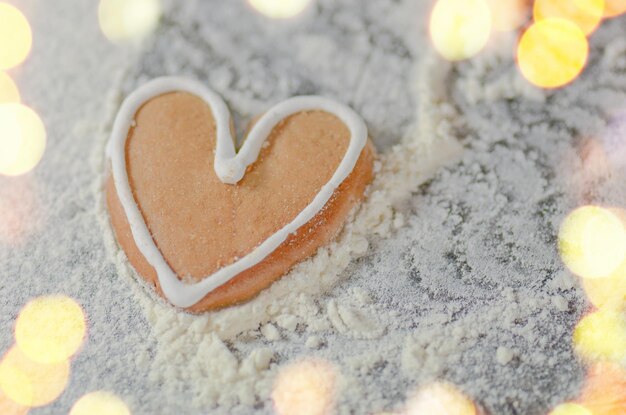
[517,18,588,89]
[0,3,32,70]
[15,296,86,365]
[0,103,46,176]
[534,0,605,35]
[406,382,476,415]
[549,402,593,415]
[70,391,131,415]
[580,362,626,415]
[604,0,626,16]
[429,0,493,61]
[582,273,626,310]
[573,309,626,362]
[248,0,312,19]
[0,72,20,104]
[0,346,69,407]
[272,359,336,415]
[558,206,626,279]
[0,389,29,415]
[98,0,161,42]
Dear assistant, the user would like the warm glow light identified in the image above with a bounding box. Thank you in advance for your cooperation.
[248,0,312,19]
[98,0,161,42]
[534,0,605,35]
[0,104,46,176]
[0,177,40,245]
[406,383,476,415]
[0,3,32,70]
[577,138,611,187]
[573,309,626,362]
[0,347,69,407]
[487,0,530,31]
[15,296,86,365]
[272,359,336,415]
[582,273,626,310]
[604,0,626,16]
[558,206,626,279]
[517,19,588,89]
[70,391,131,415]
[0,73,20,104]
[0,389,29,415]
[580,363,626,415]
[549,403,592,415]
[429,0,492,61]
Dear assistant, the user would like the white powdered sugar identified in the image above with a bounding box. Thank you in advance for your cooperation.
[97,48,462,410]
[4,0,626,414]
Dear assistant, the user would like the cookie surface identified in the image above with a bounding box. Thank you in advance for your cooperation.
[107,84,374,312]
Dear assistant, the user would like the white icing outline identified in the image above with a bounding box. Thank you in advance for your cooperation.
[107,77,368,308]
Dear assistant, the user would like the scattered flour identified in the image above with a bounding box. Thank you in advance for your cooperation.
[8,0,626,414]
[305,335,322,349]
[97,45,462,409]
[496,347,515,366]
[90,3,626,412]
[552,295,569,312]
[261,323,281,342]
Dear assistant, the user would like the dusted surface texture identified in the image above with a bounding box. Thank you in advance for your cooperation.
[2,0,626,414]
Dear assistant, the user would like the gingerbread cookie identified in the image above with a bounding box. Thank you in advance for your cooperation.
[106,78,375,312]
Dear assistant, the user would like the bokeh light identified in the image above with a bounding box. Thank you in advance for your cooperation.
[98,0,161,43]
[558,206,626,280]
[0,104,46,177]
[0,346,69,407]
[549,403,592,415]
[580,363,626,415]
[272,359,336,415]
[582,273,626,310]
[429,0,492,61]
[517,18,588,89]
[15,296,86,365]
[70,391,131,415]
[573,309,626,362]
[534,0,605,35]
[0,72,20,104]
[248,0,312,19]
[405,382,476,415]
[604,0,626,16]
[0,389,29,415]
[0,3,32,70]
[486,0,530,32]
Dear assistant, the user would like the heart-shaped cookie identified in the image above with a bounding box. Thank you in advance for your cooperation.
[106,78,374,312]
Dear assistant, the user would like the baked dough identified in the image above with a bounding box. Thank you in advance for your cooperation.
[106,91,374,312]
